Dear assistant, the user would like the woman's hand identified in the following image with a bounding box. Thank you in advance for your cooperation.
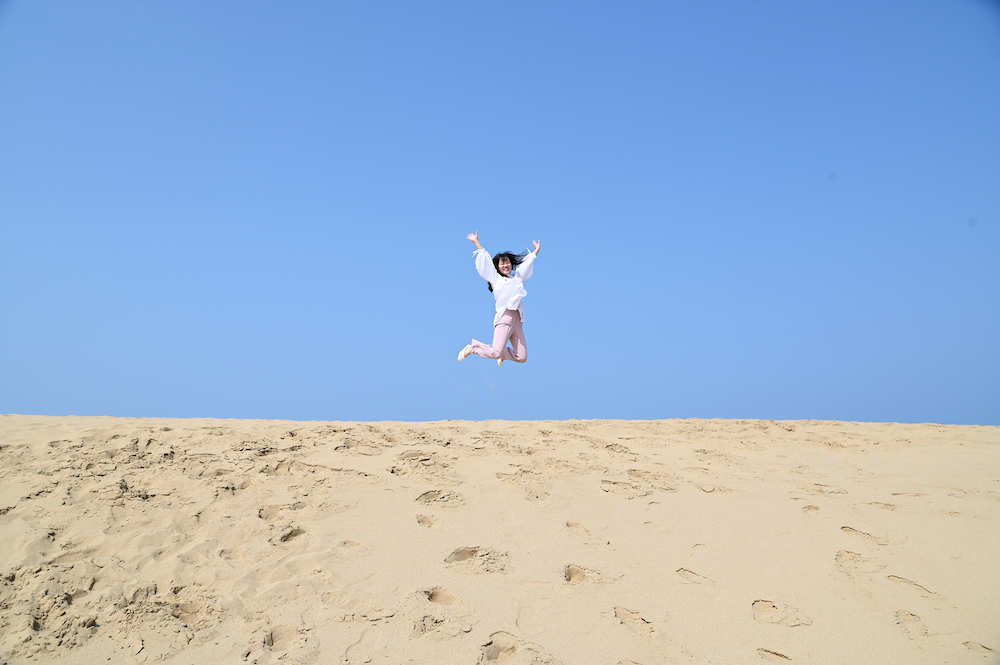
[467,231,483,250]
[532,239,541,255]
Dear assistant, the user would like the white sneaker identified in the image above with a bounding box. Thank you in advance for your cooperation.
[457,344,473,361]
[497,358,504,367]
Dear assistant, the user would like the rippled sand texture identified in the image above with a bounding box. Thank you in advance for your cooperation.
[1,415,998,665]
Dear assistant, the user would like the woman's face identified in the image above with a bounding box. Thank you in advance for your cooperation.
[498,257,512,276]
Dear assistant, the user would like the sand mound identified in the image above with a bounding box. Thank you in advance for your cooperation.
[0,415,997,664]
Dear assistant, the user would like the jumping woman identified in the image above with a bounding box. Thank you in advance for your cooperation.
[457,231,541,367]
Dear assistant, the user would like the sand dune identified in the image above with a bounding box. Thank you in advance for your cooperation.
[1,414,998,664]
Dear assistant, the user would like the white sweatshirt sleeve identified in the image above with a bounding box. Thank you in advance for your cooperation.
[474,248,498,285]
[517,250,537,281]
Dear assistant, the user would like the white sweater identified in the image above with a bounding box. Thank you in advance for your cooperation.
[474,248,537,325]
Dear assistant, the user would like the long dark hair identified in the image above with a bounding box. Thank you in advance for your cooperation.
[488,251,528,292]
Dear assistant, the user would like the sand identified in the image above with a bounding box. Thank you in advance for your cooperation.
[0,414,997,665]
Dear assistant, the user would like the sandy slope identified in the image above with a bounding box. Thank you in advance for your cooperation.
[0,414,998,665]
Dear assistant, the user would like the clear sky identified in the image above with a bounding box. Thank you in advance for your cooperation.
[2,1,998,425]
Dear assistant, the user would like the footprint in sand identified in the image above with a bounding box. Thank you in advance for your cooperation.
[416,514,439,527]
[614,607,654,635]
[863,502,897,511]
[413,613,472,638]
[330,539,367,558]
[964,641,997,655]
[259,506,282,522]
[751,600,813,627]
[676,568,714,585]
[416,490,465,508]
[446,546,480,562]
[840,526,888,546]
[479,631,559,664]
[757,648,792,662]
[244,624,307,663]
[389,450,462,486]
[424,586,459,606]
[272,526,306,543]
[803,483,848,495]
[263,625,300,651]
[697,484,734,493]
[643,521,671,535]
[834,550,886,575]
[894,610,928,637]
[407,587,473,637]
[887,575,936,597]
[444,546,510,574]
[564,564,605,584]
[565,521,596,544]
[565,564,587,583]
[600,480,651,499]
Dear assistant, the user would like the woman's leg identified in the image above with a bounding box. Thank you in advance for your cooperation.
[504,311,527,363]
[470,310,515,360]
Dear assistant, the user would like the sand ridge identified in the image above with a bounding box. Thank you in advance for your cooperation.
[0,415,998,664]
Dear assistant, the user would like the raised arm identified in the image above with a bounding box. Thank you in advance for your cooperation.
[468,231,498,283]
[467,231,484,251]
[518,240,540,280]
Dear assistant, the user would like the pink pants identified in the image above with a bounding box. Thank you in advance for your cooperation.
[471,309,527,363]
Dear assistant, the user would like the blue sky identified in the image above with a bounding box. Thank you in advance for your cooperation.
[1,0,998,424]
